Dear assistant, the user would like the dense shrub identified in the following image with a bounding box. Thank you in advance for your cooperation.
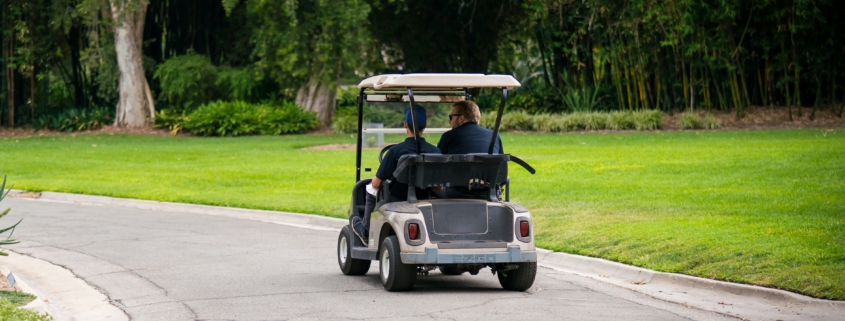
[499,110,533,131]
[607,111,635,130]
[154,54,219,110]
[33,106,114,132]
[703,114,721,129]
[678,113,701,129]
[154,101,318,136]
[633,110,663,130]
[561,86,602,112]
[584,113,608,130]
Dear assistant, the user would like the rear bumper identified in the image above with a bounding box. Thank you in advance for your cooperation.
[400,246,536,264]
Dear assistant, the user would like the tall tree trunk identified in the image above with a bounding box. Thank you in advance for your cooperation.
[296,77,336,127]
[5,39,13,128]
[111,0,155,127]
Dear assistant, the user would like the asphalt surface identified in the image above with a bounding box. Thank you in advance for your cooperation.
[3,197,737,321]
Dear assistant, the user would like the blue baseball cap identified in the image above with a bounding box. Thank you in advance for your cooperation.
[404,105,427,128]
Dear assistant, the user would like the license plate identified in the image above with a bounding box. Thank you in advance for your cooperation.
[453,254,497,264]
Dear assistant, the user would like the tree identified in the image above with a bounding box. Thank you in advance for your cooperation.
[225,0,370,127]
[109,0,154,127]
[365,0,532,73]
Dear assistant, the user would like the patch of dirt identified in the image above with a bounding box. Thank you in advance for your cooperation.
[0,272,14,291]
[663,106,845,130]
[0,125,180,138]
[302,143,358,151]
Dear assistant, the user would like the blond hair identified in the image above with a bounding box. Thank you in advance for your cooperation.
[450,100,481,123]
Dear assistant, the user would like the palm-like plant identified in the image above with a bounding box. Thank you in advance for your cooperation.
[0,173,22,256]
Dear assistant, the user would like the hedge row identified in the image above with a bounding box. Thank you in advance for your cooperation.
[154,101,319,136]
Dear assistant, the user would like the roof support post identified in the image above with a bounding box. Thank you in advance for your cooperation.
[355,87,366,182]
[406,88,421,154]
[488,87,508,154]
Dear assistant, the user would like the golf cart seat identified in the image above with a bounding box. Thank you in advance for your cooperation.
[391,153,535,202]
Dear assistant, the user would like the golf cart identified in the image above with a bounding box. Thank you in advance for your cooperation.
[336,74,537,292]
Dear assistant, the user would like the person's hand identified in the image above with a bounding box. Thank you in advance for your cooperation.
[366,183,378,196]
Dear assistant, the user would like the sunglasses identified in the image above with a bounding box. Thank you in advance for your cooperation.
[449,114,463,120]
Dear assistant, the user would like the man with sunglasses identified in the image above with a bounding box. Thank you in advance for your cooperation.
[437,100,504,154]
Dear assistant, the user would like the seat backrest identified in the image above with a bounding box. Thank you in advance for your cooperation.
[393,153,510,189]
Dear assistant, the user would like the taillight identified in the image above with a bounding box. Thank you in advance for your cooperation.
[519,221,530,237]
[409,223,419,240]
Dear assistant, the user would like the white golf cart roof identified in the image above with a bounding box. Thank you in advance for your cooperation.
[358,73,521,90]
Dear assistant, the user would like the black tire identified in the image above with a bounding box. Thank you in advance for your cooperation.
[439,266,464,276]
[338,226,370,275]
[497,262,537,291]
[379,235,417,291]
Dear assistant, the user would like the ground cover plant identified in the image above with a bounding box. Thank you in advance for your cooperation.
[0,130,842,299]
[0,296,51,321]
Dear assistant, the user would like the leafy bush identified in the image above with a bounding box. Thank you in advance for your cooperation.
[480,112,497,128]
[154,101,318,136]
[633,110,663,130]
[561,86,601,112]
[0,173,21,256]
[331,104,358,134]
[607,111,634,130]
[154,54,219,110]
[499,110,533,131]
[216,66,257,102]
[152,109,187,135]
[703,114,721,129]
[560,113,586,131]
[33,106,114,132]
[584,113,608,130]
[533,114,556,132]
[679,112,701,129]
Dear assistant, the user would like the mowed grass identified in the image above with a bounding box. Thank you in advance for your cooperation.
[1,129,843,299]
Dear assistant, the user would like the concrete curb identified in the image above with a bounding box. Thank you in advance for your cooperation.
[6,190,845,321]
[0,251,128,321]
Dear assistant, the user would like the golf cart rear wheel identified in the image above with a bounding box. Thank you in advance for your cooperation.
[497,262,536,291]
[379,235,417,291]
[338,226,370,275]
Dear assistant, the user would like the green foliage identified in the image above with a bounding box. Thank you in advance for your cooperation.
[632,110,663,130]
[152,109,187,135]
[331,105,357,134]
[33,107,114,132]
[217,66,258,102]
[154,54,219,110]
[679,113,702,130]
[561,86,601,113]
[0,173,22,256]
[172,101,318,136]
[499,111,533,131]
[703,114,721,129]
[0,291,36,307]
[607,112,635,130]
[584,113,608,130]
[0,297,51,321]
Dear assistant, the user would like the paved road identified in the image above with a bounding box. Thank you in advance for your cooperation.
[3,198,736,321]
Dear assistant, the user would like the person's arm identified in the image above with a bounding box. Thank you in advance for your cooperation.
[373,148,396,189]
[371,176,383,189]
[437,132,448,154]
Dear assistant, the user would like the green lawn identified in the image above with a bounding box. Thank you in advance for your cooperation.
[1,129,843,299]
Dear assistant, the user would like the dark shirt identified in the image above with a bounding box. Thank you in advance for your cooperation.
[376,137,440,201]
[375,137,440,181]
[437,122,504,154]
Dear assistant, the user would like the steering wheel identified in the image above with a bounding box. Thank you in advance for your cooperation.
[379,144,396,163]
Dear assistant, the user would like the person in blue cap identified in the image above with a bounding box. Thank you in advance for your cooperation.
[352,105,440,246]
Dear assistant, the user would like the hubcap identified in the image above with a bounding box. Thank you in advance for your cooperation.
[339,235,348,264]
[381,248,390,281]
